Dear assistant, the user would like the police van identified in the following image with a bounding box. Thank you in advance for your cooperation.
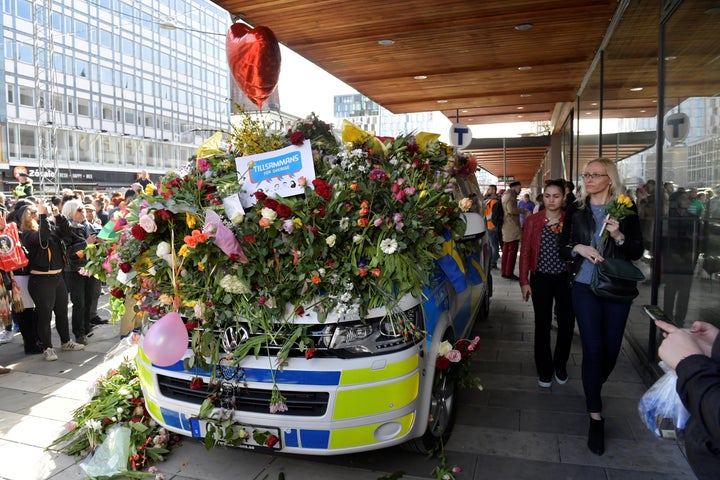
[135,179,492,455]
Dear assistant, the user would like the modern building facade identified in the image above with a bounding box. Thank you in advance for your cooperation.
[1,0,231,192]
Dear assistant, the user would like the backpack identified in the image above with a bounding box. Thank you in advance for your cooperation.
[491,198,504,228]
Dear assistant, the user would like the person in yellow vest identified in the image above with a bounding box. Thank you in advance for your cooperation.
[13,173,33,199]
[483,185,501,270]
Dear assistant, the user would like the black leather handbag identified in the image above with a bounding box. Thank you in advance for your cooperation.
[590,257,645,303]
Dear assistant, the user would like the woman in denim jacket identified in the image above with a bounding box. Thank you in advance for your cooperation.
[559,158,643,455]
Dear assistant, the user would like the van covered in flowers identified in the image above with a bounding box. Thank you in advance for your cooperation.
[88,113,491,455]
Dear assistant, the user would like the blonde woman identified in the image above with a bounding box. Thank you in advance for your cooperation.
[559,158,643,455]
[18,202,84,361]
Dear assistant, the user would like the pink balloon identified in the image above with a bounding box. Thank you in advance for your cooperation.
[143,312,189,366]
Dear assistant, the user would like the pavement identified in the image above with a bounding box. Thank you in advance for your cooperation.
[0,274,696,480]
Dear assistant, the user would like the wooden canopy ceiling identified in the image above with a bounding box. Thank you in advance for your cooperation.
[208,1,717,184]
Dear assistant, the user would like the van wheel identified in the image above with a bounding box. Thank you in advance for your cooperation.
[402,359,457,454]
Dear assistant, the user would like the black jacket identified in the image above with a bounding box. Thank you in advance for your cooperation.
[20,214,69,272]
[676,335,720,479]
[559,197,644,286]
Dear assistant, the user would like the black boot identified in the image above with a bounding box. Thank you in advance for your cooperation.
[588,417,605,455]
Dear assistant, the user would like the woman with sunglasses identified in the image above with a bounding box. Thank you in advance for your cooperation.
[19,201,85,361]
[61,199,100,346]
[559,158,643,455]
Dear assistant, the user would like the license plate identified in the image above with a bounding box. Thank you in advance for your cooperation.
[189,418,282,450]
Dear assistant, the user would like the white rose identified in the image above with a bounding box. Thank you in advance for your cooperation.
[438,340,453,356]
[326,234,337,247]
[157,241,171,257]
[261,207,277,221]
[231,212,245,224]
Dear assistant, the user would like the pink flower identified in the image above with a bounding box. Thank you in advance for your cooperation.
[297,176,307,187]
[445,349,462,363]
[468,335,480,351]
[138,213,157,233]
[196,158,210,172]
[394,190,406,202]
[204,210,247,263]
[373,217,384,227]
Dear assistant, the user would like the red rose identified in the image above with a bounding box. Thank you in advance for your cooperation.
[455,339,472,359]
[289,131,305,145]
[263,198,279,210]
[295,306,305,315]
[155,209,172,221]
[185,320,198,332]
[189,377,204,390]
[254,191,267,201]
[312,179,333,201]
[131,224,147,240]
[118,263,132,273]
[310,205,326,218]
[243,234,256,243]
[276,204,291,218]
[436,356,450,370]
[110,287,126,299]
[265,434,280,448]
[305,348,316,360]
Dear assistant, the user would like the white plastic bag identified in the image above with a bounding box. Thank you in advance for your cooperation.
[79,424,131,478]
[638,364,690,439]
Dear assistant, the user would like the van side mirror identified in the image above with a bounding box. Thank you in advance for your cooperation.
[461,212,486,240]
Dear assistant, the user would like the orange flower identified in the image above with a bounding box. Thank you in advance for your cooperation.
[184,229,210,248]
[311,275,322,284]
[350,183,358,191]
[357,217,369,227]
[76,251,85,259]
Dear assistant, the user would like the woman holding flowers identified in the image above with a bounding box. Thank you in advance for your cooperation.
[559,158,643,456]
[519,179,574,389]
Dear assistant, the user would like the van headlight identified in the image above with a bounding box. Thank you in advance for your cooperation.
[324,305,424,356]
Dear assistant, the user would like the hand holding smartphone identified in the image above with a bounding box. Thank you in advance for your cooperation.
[642,305,672,323]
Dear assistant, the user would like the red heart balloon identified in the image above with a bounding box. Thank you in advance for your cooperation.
[226,24,282,109]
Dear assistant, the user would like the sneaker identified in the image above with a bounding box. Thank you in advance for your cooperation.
[0,330,13,344]
[61,340,85,351]
[77,336,88,346]
[44,347,58,361]
[538,377,552,388]
[554,370,569,385]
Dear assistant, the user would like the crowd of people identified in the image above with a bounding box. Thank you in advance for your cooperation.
[0,171,151,372]
[481,160,720,471]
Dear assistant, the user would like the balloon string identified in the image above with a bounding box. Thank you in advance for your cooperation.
[170,226,180,311]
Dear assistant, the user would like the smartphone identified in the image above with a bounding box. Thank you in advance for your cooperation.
[642,304,672,323]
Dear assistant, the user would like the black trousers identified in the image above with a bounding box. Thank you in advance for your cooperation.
[530,271,575,379]
[29,273,70,349]
[65,271,102,338]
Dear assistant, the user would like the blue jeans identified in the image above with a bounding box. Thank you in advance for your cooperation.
[571,282,631,413]
[488,228,500,267]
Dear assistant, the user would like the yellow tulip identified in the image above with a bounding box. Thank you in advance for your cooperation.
[186,213,196,229]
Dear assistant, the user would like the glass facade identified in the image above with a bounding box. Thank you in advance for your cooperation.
[565,0,720,373]
[1,0,231,188]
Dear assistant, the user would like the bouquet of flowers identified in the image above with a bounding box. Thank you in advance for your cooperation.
[598,193,635,250]
[435,336,483,390]
[49,359,178,474]
[83,110,477,406]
